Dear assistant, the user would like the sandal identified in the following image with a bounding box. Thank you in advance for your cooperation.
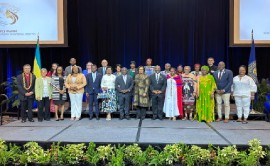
[236,119,242,122]
[242,120,248,124]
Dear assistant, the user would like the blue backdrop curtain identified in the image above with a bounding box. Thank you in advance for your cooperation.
[0,0,270,84]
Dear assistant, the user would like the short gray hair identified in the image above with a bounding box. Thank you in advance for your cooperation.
[41,68,47,72]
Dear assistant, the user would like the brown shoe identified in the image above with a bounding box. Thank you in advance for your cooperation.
[216,118,222,122]
[223,119,229,123]
[236,118,242,122]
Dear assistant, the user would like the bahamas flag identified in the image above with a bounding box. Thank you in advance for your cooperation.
[33,35,42,78]
[248,30,258,84]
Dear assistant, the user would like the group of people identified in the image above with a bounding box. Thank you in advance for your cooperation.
[17,57,257,124]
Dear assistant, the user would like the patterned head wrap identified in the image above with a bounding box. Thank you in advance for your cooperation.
[201,65,209,72]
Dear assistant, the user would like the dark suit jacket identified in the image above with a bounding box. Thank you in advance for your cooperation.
[17,74,36,101]
[85,72,102,94]
[115,75,134,95]
[64,65,82,76]
[98,67,107,76]
[208,65,218,74]
[149,73,167,94]
[213,69,233,93]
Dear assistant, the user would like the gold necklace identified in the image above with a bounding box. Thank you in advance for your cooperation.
[22,73,32,91]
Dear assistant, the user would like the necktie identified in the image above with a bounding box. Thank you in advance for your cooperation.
[103,67,106,75]
[156,74,159,83]
[218,71,222,80]
[93,73,96,82]
[124,75,126,84]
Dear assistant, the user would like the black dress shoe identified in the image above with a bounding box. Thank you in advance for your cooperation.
[29,119,35,122]
[152,117,156,120]
[89,116,93,120]
[119,117,124,120]
[141,117,145,120]
[21,120,26,123]
[96,117,100,120]
[126,116,130,120]
[159,118,163,121]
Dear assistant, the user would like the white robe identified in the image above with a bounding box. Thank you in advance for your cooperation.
[163,78,180,117]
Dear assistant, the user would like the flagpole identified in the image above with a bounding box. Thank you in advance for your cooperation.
[250,29,256,114]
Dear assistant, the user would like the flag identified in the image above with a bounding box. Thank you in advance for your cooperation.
[33,35,42,78]
[248,30,258,84]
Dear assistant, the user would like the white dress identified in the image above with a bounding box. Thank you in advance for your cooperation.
[163,77,180,117]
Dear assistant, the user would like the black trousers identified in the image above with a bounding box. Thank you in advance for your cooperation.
[118,93,131,117]
[37,97,50,121]
[89,93,99,117]
[20,97,34,121]
[151,94,164,119]
[137,106,147,119]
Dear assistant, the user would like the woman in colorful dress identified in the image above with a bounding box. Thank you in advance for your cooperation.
[51,66,67,121]
[163,67,183,120]
[182,66,197,120]
[133,66,150,120]
[47,63,59,113]
[101,66,117,120]
[196,66,217,122]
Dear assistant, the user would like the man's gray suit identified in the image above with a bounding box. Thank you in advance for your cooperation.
[149,73,167,119]
[115,74,134,118]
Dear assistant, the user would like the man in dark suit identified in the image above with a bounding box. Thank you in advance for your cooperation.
[86,64,102,120]
[98,59,108,76]
[207,57,218,74]
[115,67,134,120]
[64,58,82,76]
[213,61,233,123]
[149,65,167,120]
[17,64,36,123]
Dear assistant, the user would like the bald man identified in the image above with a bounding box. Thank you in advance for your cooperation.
[213,61,233,123]
[64,58,82,76]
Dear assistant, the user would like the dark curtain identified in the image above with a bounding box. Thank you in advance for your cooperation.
[1,0,270,83]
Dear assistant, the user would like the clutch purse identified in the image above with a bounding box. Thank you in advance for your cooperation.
[97,92,110,99]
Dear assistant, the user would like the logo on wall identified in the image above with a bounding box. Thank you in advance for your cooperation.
[0,3,19,26]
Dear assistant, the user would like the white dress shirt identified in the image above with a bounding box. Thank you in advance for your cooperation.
[232,75,257,97]
[123,74,127,84]
[156,73,160,82]
[101,74,116,89]
[218,69,225,80]
[42,78,49,97]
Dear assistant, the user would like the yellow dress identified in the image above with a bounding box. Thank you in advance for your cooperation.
[196,74,216,122]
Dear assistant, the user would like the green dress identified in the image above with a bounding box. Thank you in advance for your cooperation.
[196,74,217,122]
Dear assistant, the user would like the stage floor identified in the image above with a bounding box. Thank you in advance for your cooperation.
[0,118,270,146]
